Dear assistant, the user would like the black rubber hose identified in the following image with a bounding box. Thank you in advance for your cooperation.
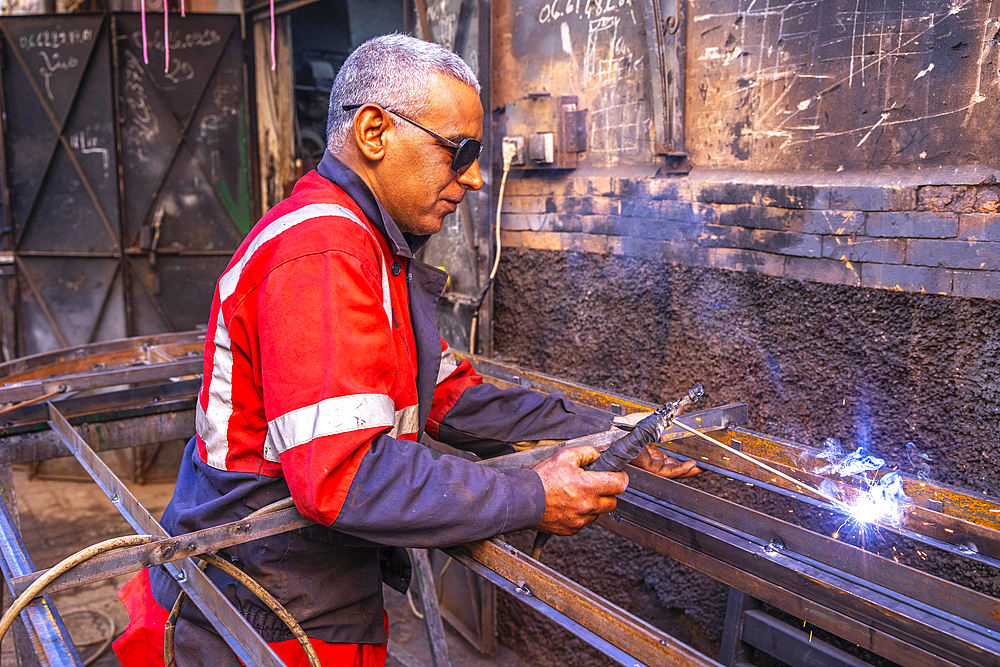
[585,407,673,473]
[529,383,703,560]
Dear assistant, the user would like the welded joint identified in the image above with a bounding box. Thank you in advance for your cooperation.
[922,499,944,513]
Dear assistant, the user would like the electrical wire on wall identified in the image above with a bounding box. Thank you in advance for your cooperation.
[469,140,519,353]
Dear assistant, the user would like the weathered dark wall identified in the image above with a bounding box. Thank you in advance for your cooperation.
[490,247,1000,664]
[488,0,1000,663]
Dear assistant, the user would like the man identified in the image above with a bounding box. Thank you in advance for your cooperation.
[114,33,698,666]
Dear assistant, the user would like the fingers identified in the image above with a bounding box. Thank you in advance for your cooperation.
[631,444,704,479]
[559,445,602,468]
[533,446,629,536]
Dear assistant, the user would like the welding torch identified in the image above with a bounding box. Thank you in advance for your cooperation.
[529,383,705,560]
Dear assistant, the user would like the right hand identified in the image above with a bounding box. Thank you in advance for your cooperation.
[532,446,629,536]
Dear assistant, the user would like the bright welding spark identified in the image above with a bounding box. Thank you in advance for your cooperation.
[847,472,911,527]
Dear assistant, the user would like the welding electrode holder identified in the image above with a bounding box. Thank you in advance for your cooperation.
[529,383,704,560]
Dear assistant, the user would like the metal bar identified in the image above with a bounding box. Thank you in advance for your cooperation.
[446,544,655,667]
[410,548,452,667]
[0,379,195,437]
[14,251,120,257]
[458,352,656,414]
[0,331,203,381]
[44,402,285,667]
[446,538,722,667]
[110,13,134,338]
[718,427,1000,533]
[0,356,201,404]
[483,403,748,469]
[603,487,999,667]
[740,610,871,667]
[0,491,82,666]
[717,589,756,667]
[624,468,1000,639]
[660,431,1000,568]
[604,513,962,667]
[10,507,310,597]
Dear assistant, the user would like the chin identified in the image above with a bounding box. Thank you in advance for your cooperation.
[399,218,445,236]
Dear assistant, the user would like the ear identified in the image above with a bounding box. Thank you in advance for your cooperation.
[352,105,391,162]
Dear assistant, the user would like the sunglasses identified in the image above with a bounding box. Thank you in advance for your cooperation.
[342,104,483,173]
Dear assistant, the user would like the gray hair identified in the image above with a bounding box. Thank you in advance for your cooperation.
[326,34,480,152]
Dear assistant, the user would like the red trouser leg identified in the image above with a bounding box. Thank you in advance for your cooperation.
[113,570,387,667]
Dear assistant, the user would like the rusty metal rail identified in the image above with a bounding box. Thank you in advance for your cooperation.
[0,337,997,666]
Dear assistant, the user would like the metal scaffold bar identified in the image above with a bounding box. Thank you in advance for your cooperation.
[0,496,83,667]
[44,402,287,667]
[445,537,722,667]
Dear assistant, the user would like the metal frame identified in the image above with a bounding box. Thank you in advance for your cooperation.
[0,335,997,666]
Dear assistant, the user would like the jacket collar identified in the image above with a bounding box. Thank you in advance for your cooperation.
[317,152,431,258]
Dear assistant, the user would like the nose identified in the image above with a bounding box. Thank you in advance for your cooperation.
[457,159,483,191]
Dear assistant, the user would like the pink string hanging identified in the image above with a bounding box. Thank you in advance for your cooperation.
[163,0,170,74]
[141,0,149,64]
[180,0,185,17]
[269,0,276,70]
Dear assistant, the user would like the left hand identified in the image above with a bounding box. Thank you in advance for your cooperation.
[630,443,701,478]
[612,411,703,479]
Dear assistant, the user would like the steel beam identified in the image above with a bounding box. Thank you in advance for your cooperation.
[740,610,871,667]
[0,496,82,667]
[0,332,203,383]
[0,357,201,404]
[598,471,1000,667]
[0,406,194,465]
[445,538,722,667]
[45,403,285,667]
[483,403,747,469]
[459,352,658,414]
[9,507,311,597]
[659,431,1000,570]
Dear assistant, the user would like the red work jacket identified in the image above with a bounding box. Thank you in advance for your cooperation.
[148,154,612,655]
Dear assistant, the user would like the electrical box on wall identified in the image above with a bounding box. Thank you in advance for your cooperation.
[503,94,587,170]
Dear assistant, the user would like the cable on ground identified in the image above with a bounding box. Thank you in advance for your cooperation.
[61,608,116,666]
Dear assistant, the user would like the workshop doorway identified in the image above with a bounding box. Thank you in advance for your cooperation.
[0,12,251,357]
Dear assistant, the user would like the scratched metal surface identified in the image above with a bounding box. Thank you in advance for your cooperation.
[0,13,250,356]
[493,0,686,168]
[685,0,1000,170]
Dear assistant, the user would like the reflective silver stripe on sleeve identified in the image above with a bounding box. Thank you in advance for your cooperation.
[389,405,420,439]
[200,310,236,470]
[435,345,459,385]
[265,393,396,457]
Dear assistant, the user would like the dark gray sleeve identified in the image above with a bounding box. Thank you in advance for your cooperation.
[435,383,613,459]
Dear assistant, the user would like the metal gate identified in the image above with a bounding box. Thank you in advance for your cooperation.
[0,12,250,357]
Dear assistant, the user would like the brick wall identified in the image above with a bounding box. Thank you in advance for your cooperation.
[498,172,1000,300]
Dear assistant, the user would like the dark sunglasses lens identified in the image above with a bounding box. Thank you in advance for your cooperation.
[452,139,483,172]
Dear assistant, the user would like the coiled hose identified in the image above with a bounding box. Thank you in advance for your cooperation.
[0,496,317,667]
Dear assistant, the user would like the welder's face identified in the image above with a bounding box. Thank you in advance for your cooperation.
[376,74,484,236]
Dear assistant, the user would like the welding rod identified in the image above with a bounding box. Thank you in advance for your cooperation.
[671,420,850,511]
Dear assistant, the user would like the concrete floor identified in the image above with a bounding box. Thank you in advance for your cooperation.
[0,457,529,667]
